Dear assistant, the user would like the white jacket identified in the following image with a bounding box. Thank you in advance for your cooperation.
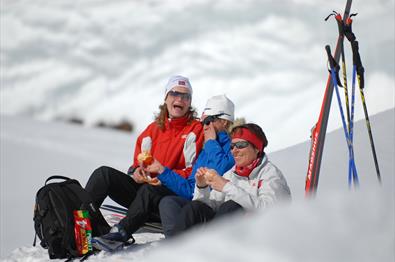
[193,154,291,211]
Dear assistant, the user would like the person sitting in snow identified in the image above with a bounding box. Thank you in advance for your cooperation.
[85,75,204,250]
[158,94,236,238]
[169,123,291,236]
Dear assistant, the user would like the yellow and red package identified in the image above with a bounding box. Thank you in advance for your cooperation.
[73,210,92,255]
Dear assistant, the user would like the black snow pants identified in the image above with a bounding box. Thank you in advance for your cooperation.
[85,166,176,236]
[171,199,244,236]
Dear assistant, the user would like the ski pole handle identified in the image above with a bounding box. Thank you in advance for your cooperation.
[351,40,365,89]
[325,45,335,70]
[351,41,360,66]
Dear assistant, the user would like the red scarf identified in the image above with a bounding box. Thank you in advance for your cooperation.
[235,157,261,177]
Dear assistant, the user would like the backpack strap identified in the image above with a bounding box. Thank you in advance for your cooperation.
[33,233,37,246]
[45,175,71,185]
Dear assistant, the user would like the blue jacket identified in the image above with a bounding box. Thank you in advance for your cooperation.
[157,131,235,199]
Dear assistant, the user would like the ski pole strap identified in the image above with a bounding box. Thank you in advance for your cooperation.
[325,45,342,87]
[351,40,365,89]
[325,11,345,38]
[344,13,357,42]
[325,11,357,42]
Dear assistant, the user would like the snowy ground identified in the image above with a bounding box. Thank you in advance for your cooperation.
[1,108,393,261]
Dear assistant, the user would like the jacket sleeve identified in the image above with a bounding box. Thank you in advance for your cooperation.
[170,124,204,178]
[157,167,195,199]
[157,130,228,199]
[127,127,149,174]
[221,166,291,210]
[193,186,226,210]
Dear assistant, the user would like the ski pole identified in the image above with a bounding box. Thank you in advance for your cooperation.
[349,62,358,186]
[326,45,359,188]
[343,14,359,186]
[326,11,351,129]
[343,13,381,183]
[351,40,382,183]
[341,46,351,131]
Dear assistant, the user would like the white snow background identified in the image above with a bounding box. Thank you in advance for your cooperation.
[1,0,394,261]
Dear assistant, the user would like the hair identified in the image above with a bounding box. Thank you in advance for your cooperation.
[216,119,232,132]
[230,123,268,153]
[227,117,246,133]
[155,103,198,130]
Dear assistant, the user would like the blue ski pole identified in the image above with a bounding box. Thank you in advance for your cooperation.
[348,63,358,186]
[326,45,359,188]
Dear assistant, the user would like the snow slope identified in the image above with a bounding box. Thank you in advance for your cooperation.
[1,108,393,261]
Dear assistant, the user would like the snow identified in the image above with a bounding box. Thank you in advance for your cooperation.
[1,109,394,261]
[1,0,394,260]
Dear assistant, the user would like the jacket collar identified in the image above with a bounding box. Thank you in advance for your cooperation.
[233,153,268,179]
[165,115,190,130]
[247,153,268,179]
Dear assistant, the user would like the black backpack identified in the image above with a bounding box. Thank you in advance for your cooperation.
[33,176,110,259]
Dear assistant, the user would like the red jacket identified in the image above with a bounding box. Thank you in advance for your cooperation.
[130,116,204,178]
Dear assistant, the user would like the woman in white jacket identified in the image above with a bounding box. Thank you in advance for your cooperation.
[171,123,291,235]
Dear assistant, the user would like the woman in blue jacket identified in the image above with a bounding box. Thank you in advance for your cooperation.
[159,94,236,238]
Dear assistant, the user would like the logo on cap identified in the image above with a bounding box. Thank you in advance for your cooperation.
[178,80,186,86]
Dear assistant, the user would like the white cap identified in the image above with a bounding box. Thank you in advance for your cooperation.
[164,75,192,98]
[202,94,235,122]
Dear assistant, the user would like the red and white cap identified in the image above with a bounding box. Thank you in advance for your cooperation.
[164,75,192,98]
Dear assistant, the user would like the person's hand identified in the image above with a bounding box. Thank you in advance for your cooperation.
[132,167,148,184]
[203,120,216,143]
[144,158,165,174]
[195,167,208,188]
[147,177,161,186]
[205,169,229,192]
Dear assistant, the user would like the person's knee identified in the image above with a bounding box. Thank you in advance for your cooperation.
[216,200,243,216]
[86,166,113,191]
[158,197,169,214]
[159,196,177,212]
[182,200,205,215]
[159,196,186,222]
[93,165,111,174]
[90,166,110,179]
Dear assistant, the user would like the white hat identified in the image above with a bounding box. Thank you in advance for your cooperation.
[202,94,235,122]
[164,75,192,98]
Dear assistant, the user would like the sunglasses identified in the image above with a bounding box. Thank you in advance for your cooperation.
[168,90,191,101]
[202,115,220,125]
[230,141,250,150]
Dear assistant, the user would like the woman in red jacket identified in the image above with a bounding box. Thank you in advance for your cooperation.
[85,75,204,250]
